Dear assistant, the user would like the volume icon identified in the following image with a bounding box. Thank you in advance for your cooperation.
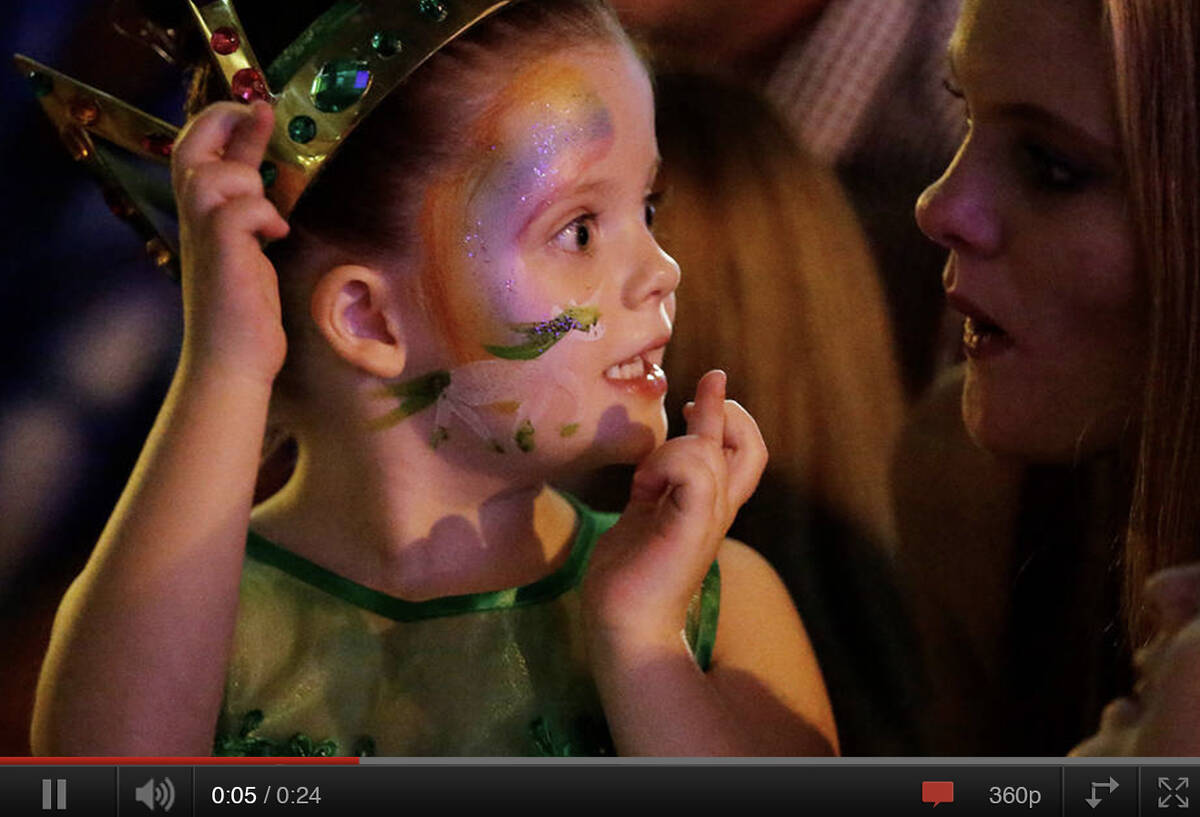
[135,777,176,812]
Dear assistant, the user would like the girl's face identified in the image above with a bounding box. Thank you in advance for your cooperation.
[401,44,678,472]
[1071,564,1200,756]
[916,0,1146,461]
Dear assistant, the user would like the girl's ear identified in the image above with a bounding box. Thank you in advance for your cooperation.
[310,264,406,378]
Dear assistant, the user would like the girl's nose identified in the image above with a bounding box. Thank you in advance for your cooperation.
[914,145,1002,257]
[1145,563,1200,635]
[624,239,681,308]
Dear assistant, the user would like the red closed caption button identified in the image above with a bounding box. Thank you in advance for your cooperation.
[922,780,955,807]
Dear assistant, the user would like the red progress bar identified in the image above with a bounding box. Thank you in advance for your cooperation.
[0,756,359,764]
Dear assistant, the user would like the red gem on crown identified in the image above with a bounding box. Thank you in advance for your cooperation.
[141,133,175,157]
[231,68,270,103]
[211,28,240,55]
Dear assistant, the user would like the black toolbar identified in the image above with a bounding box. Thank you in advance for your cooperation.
[2,761,1198,816]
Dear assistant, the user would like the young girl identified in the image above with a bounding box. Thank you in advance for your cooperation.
[30,0,836,756]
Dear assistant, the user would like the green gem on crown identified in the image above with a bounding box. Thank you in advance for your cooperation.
[27,71,53,98]
[418,0,450,23]
[288,115,318,144]
[311,59,373,114]
[259,161,278,188]
[371,31,403,58]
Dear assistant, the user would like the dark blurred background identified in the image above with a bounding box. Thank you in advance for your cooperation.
[1,0,189,754]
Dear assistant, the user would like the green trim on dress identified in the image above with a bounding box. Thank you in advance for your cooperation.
[244,492,618,623]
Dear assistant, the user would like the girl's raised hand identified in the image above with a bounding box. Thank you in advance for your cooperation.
[582,370,768,650]
[172,100,291,386]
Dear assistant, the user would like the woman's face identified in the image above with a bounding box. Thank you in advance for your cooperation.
[916,0,1145,461]
[397,43,678,472]
[1071,564,1200,756]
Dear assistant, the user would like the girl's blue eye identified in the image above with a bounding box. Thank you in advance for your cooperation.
[644,201,656,228]
[1021,142,1092,191]
[552,216,594,253]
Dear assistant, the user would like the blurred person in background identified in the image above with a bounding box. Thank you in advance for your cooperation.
[651,73,920,755]
[612,0,963,399]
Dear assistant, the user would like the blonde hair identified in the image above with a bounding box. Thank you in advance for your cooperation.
[655,74,905,547]
[1107,0,1200,638]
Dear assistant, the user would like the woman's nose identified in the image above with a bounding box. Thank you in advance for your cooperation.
[915,145,1002,257]
[624,239,681,309]
[1145,563,1200,635]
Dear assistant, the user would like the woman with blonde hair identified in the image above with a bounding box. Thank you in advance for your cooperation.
[654,73,905,552]
[650,73,918,754]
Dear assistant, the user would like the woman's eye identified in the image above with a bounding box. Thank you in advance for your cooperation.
[644,192,662,230]
[551,216,594,253]
[1021,142,1092,191]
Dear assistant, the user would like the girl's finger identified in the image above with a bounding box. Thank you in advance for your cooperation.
[223,100,276,168]
[178,162,266,219]
[172,103,253,186]
[209,195,290,246]
[686,369,726,443]
[720,400,768,510]
[629,441,723,539]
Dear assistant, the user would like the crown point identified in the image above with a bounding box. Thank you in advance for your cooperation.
[141,133,175,158]
[288,115,318,144]
[418,0,450,23]
[26,71,53,98]
[231,68,270,103]
[371,31,403,59]
[211,27,241,56]
[312,60,373,114]
[70,97,101,126]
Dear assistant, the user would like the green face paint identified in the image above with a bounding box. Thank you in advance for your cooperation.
[429,426,450,449]
[370,370,452,430]
[514,420,536,453]
[559,423,579,438]
[483,306,600,360]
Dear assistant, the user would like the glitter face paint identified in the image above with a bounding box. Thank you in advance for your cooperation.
[390,47,676,464]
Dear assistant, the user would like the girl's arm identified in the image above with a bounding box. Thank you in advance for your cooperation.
[583,371,837,756]
[32,101,290,755]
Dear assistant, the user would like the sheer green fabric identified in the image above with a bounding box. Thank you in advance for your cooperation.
[214,493,720,756]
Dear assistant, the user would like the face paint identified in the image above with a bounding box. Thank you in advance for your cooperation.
[371,370,452,430]
[484,304,602,360]
[514,420,536,453]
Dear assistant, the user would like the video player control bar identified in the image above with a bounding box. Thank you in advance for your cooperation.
[0,762,1196,816]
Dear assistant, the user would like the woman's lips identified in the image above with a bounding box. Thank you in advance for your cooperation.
[947,293,1014,360]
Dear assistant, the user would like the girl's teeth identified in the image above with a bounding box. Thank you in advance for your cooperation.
[606,357,646,380]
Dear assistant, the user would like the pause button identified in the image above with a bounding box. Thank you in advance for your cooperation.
[41,778,66,810]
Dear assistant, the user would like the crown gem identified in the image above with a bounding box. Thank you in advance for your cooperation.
[259,161,278,188]
[231,67,270,103]
[145,237,173,268]
[371,31,403,58]
[311,60,373,113]
[61,126,91,160]
[103,187,137,219]
[418,0,450,23]
[70,98,100,126]
[210,27,240,55]
[27,71,53,98]
[140,133,175,157]
[288,115,318,144]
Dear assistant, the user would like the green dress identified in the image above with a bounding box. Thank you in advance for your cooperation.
[213,493,721,757]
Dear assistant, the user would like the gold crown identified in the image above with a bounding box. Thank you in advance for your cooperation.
[16,0,515,274]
